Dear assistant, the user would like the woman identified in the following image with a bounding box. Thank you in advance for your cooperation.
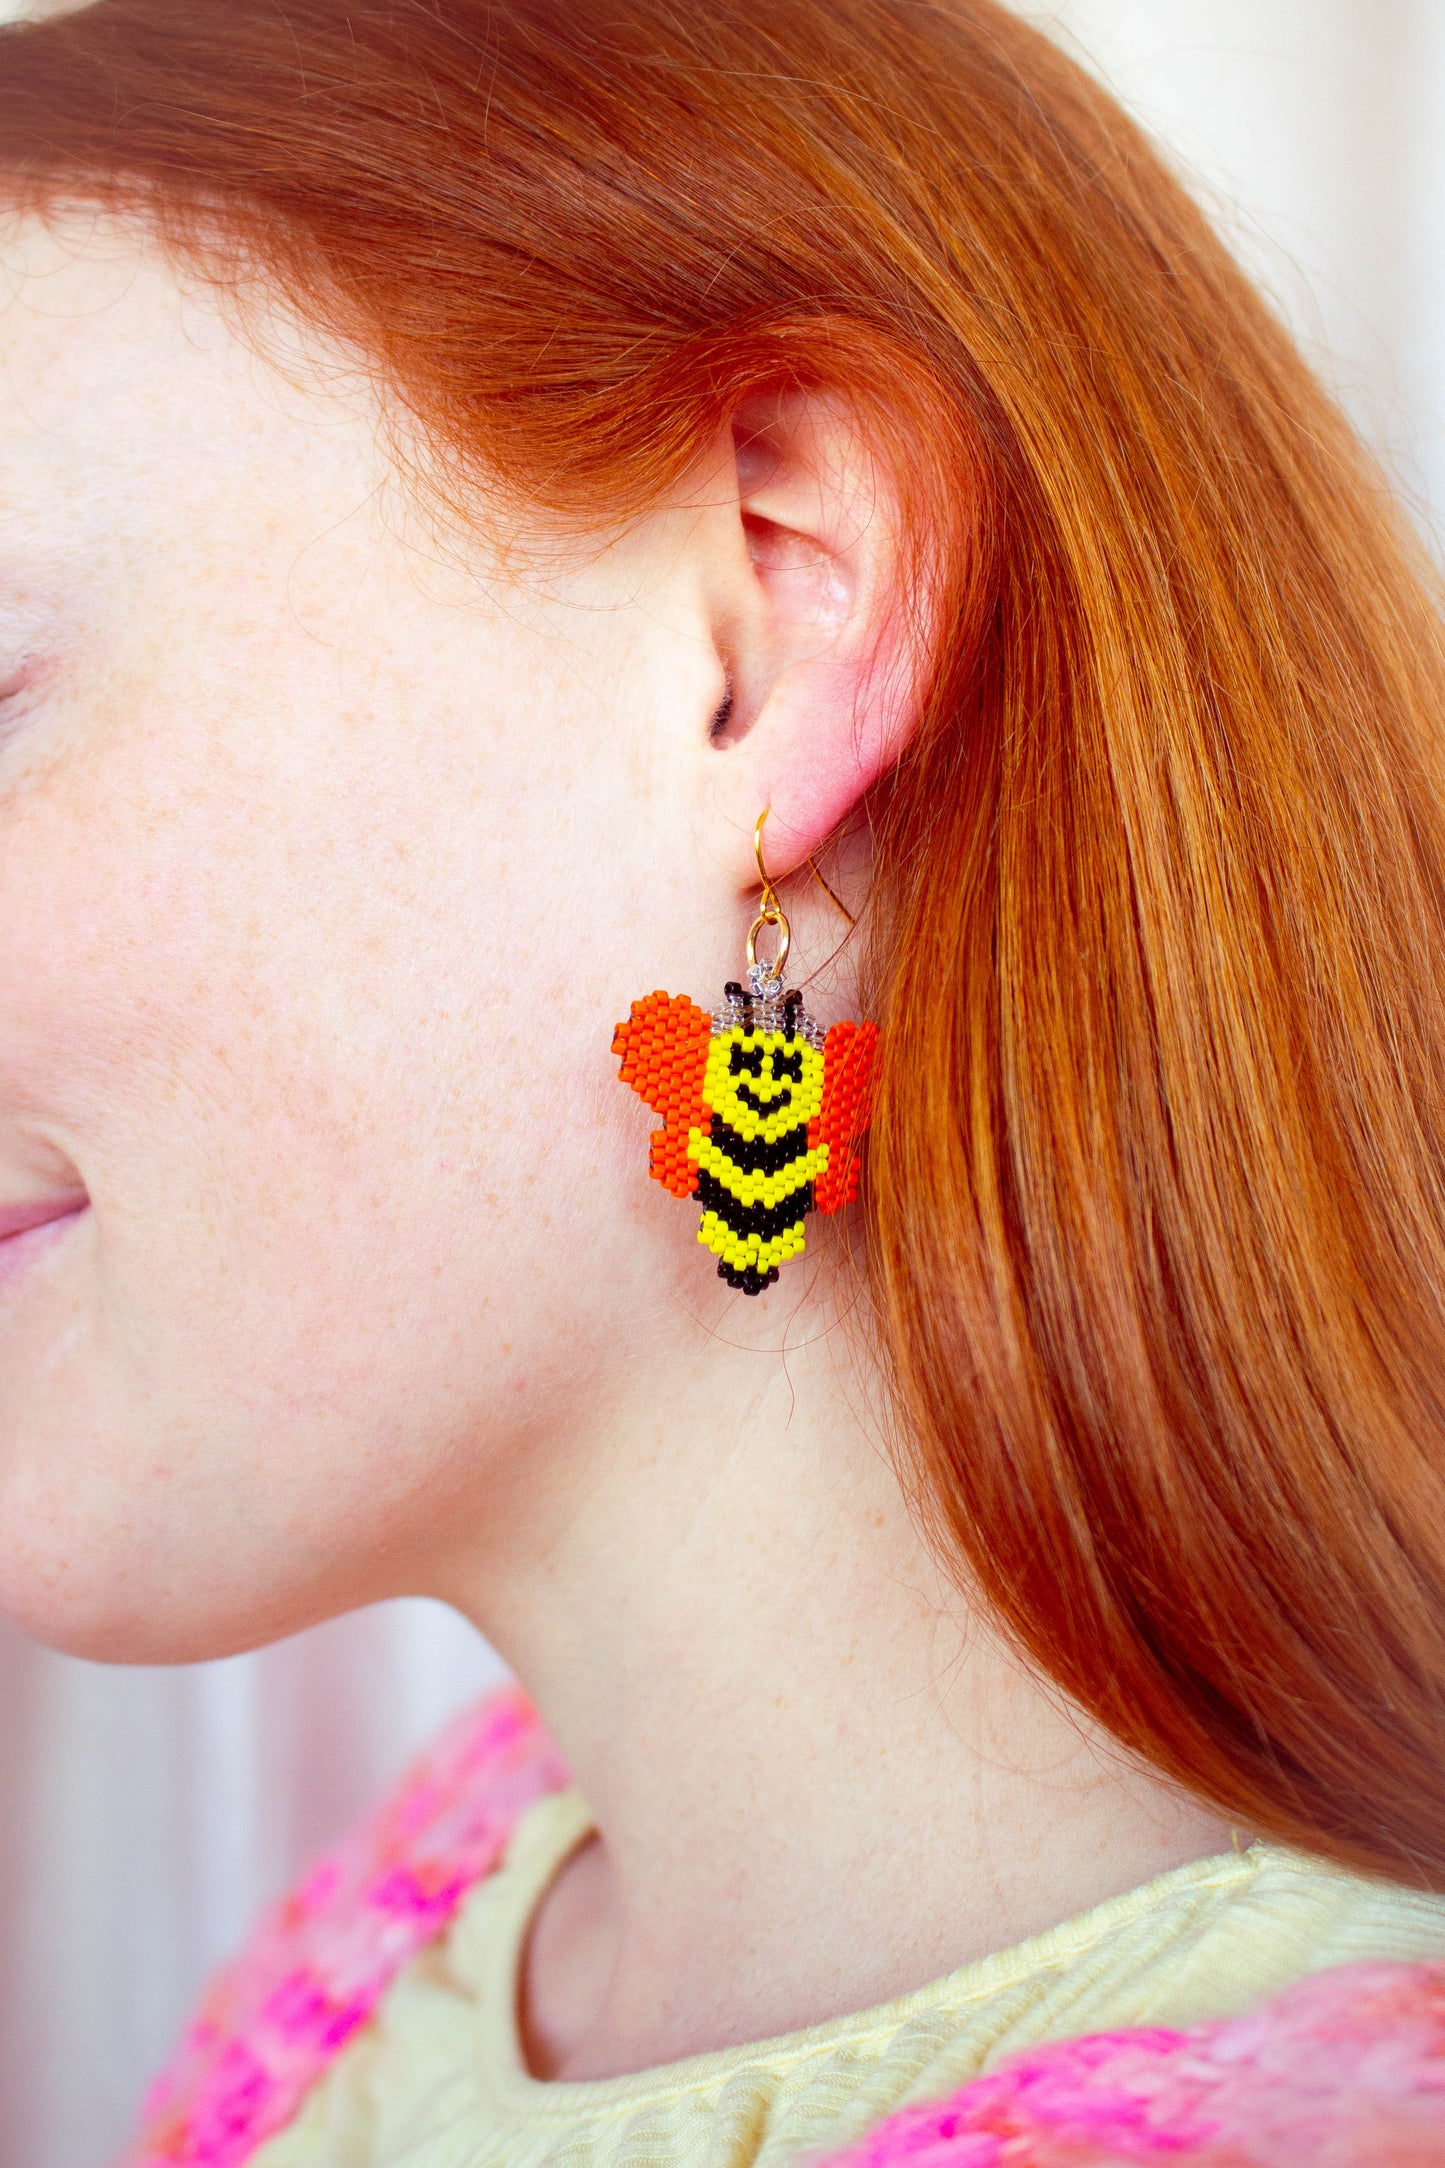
[2,0,1445,2161]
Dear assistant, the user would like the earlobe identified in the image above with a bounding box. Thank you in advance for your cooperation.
[702,387,930,883]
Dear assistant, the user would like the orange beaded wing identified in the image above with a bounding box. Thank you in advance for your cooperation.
[611,990,713,1199]
[811,1019,880,1214]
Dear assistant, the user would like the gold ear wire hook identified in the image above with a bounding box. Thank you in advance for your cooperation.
[806,855,856,929]
[753,807,857,930]
[753,807,781,912]
[748,808,790,981]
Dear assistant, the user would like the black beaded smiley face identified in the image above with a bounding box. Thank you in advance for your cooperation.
[726,1034,808,1118]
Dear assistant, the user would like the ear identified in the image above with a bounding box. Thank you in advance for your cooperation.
[699,386,931,884]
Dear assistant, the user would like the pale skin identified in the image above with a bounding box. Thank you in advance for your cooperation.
[0,217,1227,2081]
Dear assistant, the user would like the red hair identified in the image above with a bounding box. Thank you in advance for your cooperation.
[6,0,1445,1883]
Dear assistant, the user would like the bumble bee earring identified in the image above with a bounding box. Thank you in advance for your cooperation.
[613,811,880,1294]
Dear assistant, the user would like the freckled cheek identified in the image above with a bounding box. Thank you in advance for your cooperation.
[0,819,319,1279]
[0,722,589,1317]
[0,823,218,1134]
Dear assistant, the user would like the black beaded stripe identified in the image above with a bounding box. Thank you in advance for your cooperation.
[710,1113,810,1175]
[696,1168,814,1242]
[719,1260,780,1296]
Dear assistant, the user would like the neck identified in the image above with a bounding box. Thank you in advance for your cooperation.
[435,1289,1228,2081]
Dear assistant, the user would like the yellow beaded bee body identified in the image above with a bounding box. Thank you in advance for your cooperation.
[613,974,878,1294]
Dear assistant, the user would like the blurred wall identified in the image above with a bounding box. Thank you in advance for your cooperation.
[0,1607,502,2168]
[1043,0,1445,532]
[0,4,1442,2164]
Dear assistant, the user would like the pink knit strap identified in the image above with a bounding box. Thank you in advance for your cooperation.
[116,1682,569,2168]
[817,1959,1445,2167]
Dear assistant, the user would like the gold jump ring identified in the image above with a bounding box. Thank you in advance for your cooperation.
[746,902,791,980]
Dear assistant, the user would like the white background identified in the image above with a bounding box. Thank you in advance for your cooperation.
[1,4,1443,2163]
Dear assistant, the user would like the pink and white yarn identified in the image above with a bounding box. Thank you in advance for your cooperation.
[117,1685,1445,2168]
[119,1686,568,2167]
[817,1962,1445,2167]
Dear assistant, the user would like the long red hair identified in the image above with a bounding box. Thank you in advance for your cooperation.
[6,0,1445,1884]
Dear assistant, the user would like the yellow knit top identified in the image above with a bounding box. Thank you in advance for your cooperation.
[253,1787,1445,2168]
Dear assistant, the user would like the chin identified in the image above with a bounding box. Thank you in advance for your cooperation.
[0,1486,313,1667]
[0,1574,327,1668]
[0,1549,186,1665]
[0,1566,182,1665]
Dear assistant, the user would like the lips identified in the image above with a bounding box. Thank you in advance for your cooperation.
[0,1195,88,1243]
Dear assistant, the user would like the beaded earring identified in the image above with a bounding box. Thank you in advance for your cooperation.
[613,813,879,1294]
